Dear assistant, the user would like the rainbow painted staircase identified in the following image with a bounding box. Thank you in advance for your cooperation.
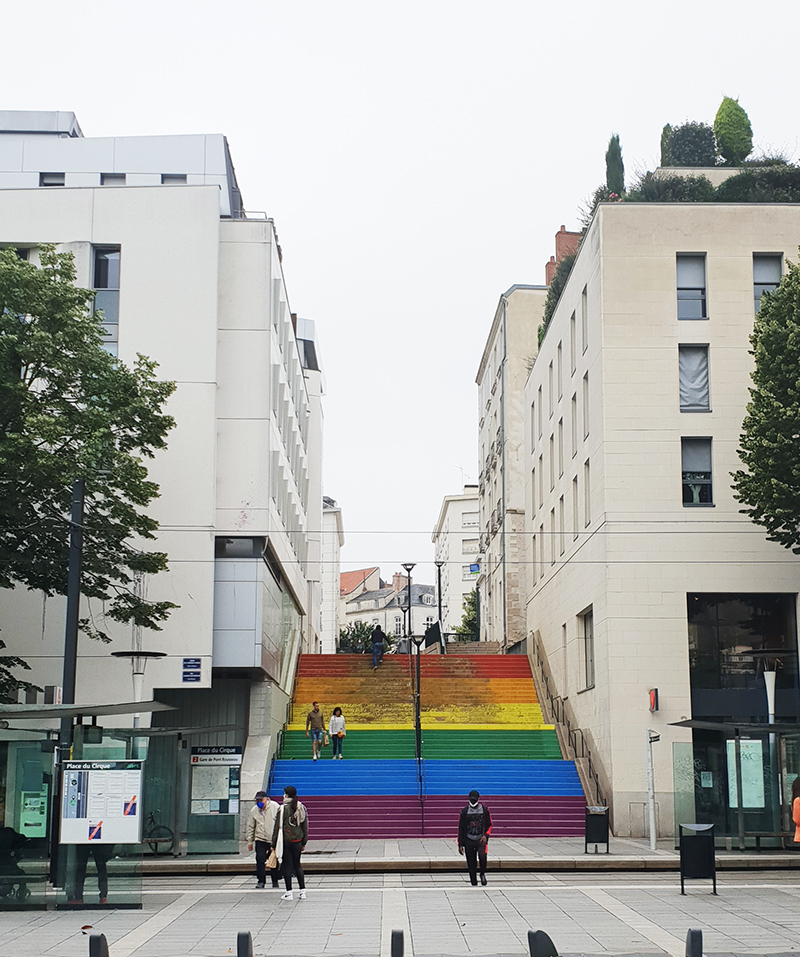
[270,653,585,839]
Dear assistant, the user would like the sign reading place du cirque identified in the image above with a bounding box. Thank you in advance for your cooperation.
[190,746,243,766]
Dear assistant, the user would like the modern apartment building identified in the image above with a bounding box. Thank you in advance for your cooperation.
[431,486,480,635]
[476,285,547,647]
[523,198,800,838]
[0,111,323,850]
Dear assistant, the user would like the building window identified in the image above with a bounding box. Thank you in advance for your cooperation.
[582,373,589,439]
[550,508,556,565]
[754,254,782,313]
[531,467,537,518]
[549,435,555,490]
[461,565,474,581]
[394,616,403,636]
[679,345,710,412]
[39,172,65,187]
[677,254,707,320]
[462,511,479,528]
[101,173,126,186]
[94,246,121,356]
[538,524,544,578]
[530,401,536,452]
[581,286,588,354]
[570,311,577,373]
[584,459,591,526]
[558,418,564,477]
[161,173,187,184]
[462,539,479,554]
[538,454,544,507]
[532,534,537,580]
[558,495,565,555]
[548,361,554,418]
[682,437,713,506]
[571,394,578,457]
[572,476,579,540]
[537,386,543,438]
[581,608,595,690]
[557,342,563,399]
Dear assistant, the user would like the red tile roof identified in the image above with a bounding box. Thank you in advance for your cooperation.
[340,567,379,597]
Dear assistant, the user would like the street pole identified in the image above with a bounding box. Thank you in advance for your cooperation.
[401,563,419,759]
[434,560,444,654]
[646,728,659,852]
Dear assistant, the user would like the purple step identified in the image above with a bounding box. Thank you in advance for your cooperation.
[302,794,585,840]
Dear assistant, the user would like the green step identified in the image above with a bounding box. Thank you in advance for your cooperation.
[279,728,562,761]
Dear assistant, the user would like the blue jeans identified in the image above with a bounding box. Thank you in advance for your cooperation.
[332,734,343,757]
[372,642,384,667]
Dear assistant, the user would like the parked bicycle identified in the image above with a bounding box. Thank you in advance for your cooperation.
[143,810,174,855]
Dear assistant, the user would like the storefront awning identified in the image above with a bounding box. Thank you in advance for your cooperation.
[0,700,175,719]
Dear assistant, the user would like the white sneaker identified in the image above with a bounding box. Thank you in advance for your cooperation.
[299,890,307,900]
[313,754,317,761]
[281,891,293,900]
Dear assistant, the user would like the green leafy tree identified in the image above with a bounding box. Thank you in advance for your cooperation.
[732,254,800,552]
[605,134,625,196]
[714,96,753,165]
[453,588,479,642]
[539,253,576,345]
[0,245,177,659]
[0,638,38,703]
[668,122,717,167]
[660,124,674,166]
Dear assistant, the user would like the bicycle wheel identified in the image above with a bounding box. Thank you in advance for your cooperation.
[146,824,174,855]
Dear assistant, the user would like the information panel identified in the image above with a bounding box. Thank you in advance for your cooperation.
[60,760,143,844]
[190,747,242,815]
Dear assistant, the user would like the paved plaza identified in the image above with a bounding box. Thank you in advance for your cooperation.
[2,870,800,957]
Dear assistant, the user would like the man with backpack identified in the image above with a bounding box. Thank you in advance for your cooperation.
[457,789,492,886]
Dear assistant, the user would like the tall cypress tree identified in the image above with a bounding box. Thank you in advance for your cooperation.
[605,134,625,195]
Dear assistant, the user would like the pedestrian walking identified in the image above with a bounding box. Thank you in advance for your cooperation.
[272,785,308,901]
[246,790,280,889]
[457,789,492,886]
[305,701,326,760]
[329,707,346,759]
[371,625,386,669]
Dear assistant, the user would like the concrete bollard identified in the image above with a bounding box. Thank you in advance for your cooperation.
[528,929,559,957]
[686,928,703,957]
[391,929,404,957]
[237,931,253,957]
[88,934,110,957]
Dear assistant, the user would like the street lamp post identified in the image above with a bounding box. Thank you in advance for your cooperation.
[401,563,421,760]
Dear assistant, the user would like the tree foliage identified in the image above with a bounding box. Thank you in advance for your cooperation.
[732,254,800,552]
[539,253,576,345]
[453,588,479,642]
[714,165,800,203]
[0,638,38,704]
[714,96,753,165]
[0,246,177,645]
[625,171,715,203]
[667,122,717,167]
[605,134,625,195]
[338,621,393,654]
[660,124,674,166]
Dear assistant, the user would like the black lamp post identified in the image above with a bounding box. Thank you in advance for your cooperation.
[401,562,422,760]
[434,560,445,650]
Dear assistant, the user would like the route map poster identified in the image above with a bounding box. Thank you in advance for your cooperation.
[60,760,143,844]
[190,747,241,815]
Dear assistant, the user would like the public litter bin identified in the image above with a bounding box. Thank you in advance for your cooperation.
[678,823,716,895]
[585,806,609,853]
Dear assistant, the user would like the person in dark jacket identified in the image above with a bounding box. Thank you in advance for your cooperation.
[457,789,492,886]
[371,625,387,669]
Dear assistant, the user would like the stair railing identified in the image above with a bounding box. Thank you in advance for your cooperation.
[530,635,607,809]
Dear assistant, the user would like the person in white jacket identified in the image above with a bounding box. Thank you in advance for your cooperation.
[329,707,346,760]
[246,791,280,889]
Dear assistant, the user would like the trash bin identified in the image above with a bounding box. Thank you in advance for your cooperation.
[585,806,609,853]
[678,823,716,895]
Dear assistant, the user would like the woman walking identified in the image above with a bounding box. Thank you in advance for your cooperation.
[272,784,308,900]
[329,707,346,760]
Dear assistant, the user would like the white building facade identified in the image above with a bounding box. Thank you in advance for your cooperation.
[476,285,547,647]
[0,113,323,840]
[431,486,480,635]
[523,199,800,838]
[321,497,345,654]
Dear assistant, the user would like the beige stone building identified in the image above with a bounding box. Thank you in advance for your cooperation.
[431,486,480,635]
[523,199,800,838]
[476,285,547,647]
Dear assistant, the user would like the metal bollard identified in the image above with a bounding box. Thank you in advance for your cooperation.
[237,931,254,957]
[686,928,703,957]
[89,934,110,957]
[528,929,558,957]
[391,929,404,957]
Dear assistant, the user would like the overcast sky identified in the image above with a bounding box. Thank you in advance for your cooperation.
[7,1,799,587]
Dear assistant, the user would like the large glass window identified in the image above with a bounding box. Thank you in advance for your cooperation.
[581,608,595,690]
[677,254,707,320]
[687,593,799,721]
[679,345,710,411]
[682,437,713,505]
[753,254,782,313]
[94,246,121,356]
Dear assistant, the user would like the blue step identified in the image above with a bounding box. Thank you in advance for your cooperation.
[270,759,583,797]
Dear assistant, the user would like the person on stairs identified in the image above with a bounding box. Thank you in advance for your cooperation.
[329,707,346,759]
[371,624,387,669]
[306,701,326,760]
[246,790,280,889]
[272,785,308,901]
[457,789,492,886]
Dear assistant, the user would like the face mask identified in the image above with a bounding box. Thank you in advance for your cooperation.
[256,800,265,809]
[469,800,479,808]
